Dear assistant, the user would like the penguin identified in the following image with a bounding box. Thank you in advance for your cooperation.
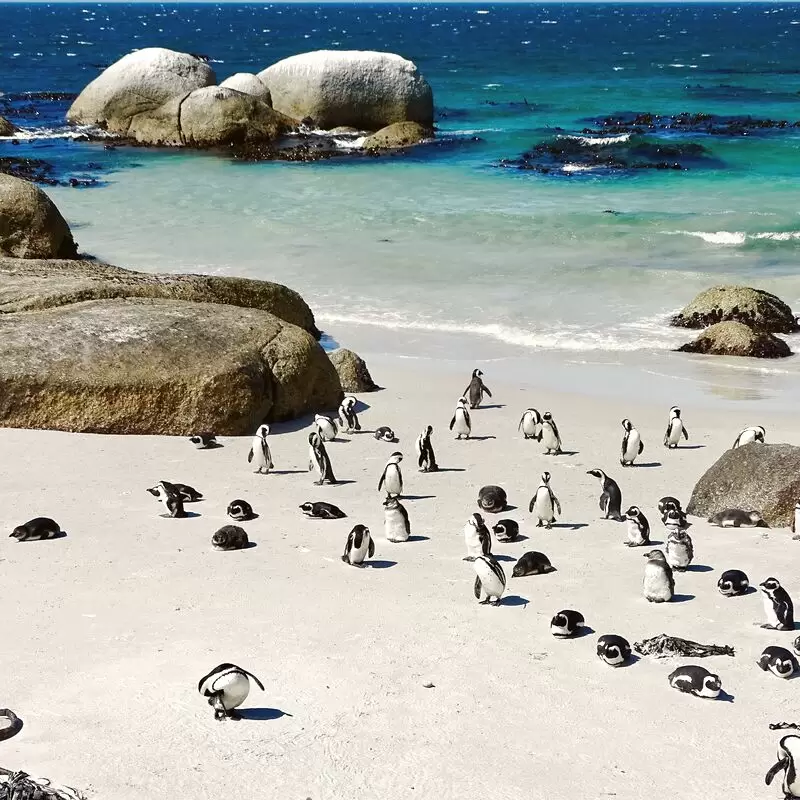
[374,426,398,443]
[518,408,543,441]
[765,735,800,799]
[624,506,650,547]
[227,499,255,521]
[732,425,766,449]
[189,432,217,449]
[596,634,632,667]
[416,425,438,472]
[663,406,688,449]
[717,569,749,597]
[477,485,507,513]
[663,507,689,534]
[492,519,520,543]
[308,431,337,485]
[464,512,492,561]
[173,483,203,502]
[668,665,722,699]
[666,529,694,571]
[472,553,506,605]
[248,424,273,474]
[794,636,800,657]
[383,496,411,543]
[0,708,22,741]
[10,517,61,542]
[708,509,768,528]
[642,549,674,603]
[658,496,685,521]
[760,577,795,631]
[793,499,800,534]
[529,471,561,529]
[342,524,375,567]
[550,610,585,638]
[314,414,338,442]
[147,481,187,518]
[758,646,799,679]
[338,396,361,434]
[212,526,249,551]
[378,452,403,498]
[299,501,346,519]
[197,663,265,721]
[512,551,555,577]
[540,412,563,455]
[620,418,644,466]
[464,368,492,409]
[449,398,472,440]
[587,469,623,521]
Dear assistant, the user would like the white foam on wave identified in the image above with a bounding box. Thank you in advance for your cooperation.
[564,133,631,146]
[0,125,112,141]
[612,66,625,71]
[561,164,599,173]
[664,230,800,245]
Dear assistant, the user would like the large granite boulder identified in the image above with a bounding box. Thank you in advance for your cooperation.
[687,443,800,527]
[0,175,78,259]
[329,348,378,392]
[0,116,16,136]
[258,50,434,130]
[67,47,216,134]
[677,321,791,358]
[671,285,799,333]
[0,297,342,434]
[219,73,272,103]
[363,121,432,150]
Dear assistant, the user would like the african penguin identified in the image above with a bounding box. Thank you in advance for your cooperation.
[620,418,644,466]
[378,452,403,498]
[147,481,187,518]
[197,663,264,721]
[760,577,795,631]
[758,646,799,679]
[708,509,768,528]
[512,551,555,577]
[658,496,684,520]
[794,499,800,535]
[624,506,650,547]
[464,513,492,561]
[732,425,766,449]
[765,735,800,799]
[416,425,438,472]
[596,635,632,667]
[338,396,361,434]
[550,610,585,638]
[212,526,249,551]
[248,424,273,474]
[189,432,217,449]
[668,665,722,699]
[308,431,337,485]
[587,469,623,521]
[300,501,346,520]
[540,412,563,455]
[477,485,507,513]
[173,483,203,502]
[666,529,694,571]
[383,496,411,543]
[464,368,492,409]
[529,471,561,529]
[227,500,255,521]
[795,636,800,657]
[10,517,61,542]
[663,406,688,449]
[342,524,375,567]
[374,426,398,443]
[717,569,749,597]
[472,554,506,605]
[642,549,674,603]
[492,519,519,543]
[314,414,338,442]
[518,408,543,441]
[449,398,472,440]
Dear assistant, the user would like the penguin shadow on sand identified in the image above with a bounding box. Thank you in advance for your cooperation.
[237,707,292,721]
[406,535,430,542]
[716,690,736,703]
[401,494,437,501]
[499,595,529,607]
[491,554,517,563]
[615,654,641,669]
[569,625,596,638]
[552,522,589,531]
[671,593,696,603]
[269,469,308,476]
[466,435,498,442]
[161,511,201,519]
[477,404,506,410]
[629,461,662,469]
[365,560,398,569]
[685,564,713,573]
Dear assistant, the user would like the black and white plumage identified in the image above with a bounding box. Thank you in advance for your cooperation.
[760,577,795,631]
[758,646,799,679]
[449,398,472,440]
[587,469,623,521]
[464,512,492,561]
[308,431,337,485]
[477,485,507,513]
[511,551,555,577]
[642,549,674,603]
[147,481,187,518]
[518,408,543,440]
[374,426,398,443]
[765,735,800,799]
[529,471,561,529]
[9,517,61,542]
[173,483,203,502]
[620,418,644,466]
[212,525,249,551]
[189,432,217,449]
[550,609,585,638]
[299,501,346,519]
[492,519,520,543]
[666,529,694,571]
[416,425,438,472]
[227,499,255,521]
[717,569,749,597]
[624,506,650,547]
[464,368,492,409]
[708,509,768,528]
[248,424,273,474]
[338,396,361,434]
[540,411,563,455]
[472,554,506,605]
[383,496,411,543]
[668,665,722,699]
[795,636,800,657]
[596,634,632,667]
[663,406,688,449]
[197,663,264,721]
[793,499,800,535]
[658,496,685,521]
[314,414,338,442]
[732,425,766,449]
[342,524,375,566]
[378,451,403,498]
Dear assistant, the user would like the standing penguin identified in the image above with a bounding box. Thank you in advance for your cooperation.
[342,524,375,567]
[416,425,439,472]
[760,577,795,631]
[765,735,800,799]
[449,398,472,440]
[308,431,337,485]
[248,424,273,474]
[663,406,688,449]
[642,549,674,603]
[793,499,800,534]
[666,529,694,571]
[383,496,411,543]
[620,418,644,466]
[338,396,361,434]
[464,513,492,561]
[378,452,404,498]
[464,368,492,409]
[733,425,766,449]
[197,663,264,721]
[147,481,187,518]
[314,414,338,442]
[540,412,563,455]
[529,472,561,529]
[472,554,506,605]
[587,469,623,521]
[624,506,651,547]
[518,408,543,441]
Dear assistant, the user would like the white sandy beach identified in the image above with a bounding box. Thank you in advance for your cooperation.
[2,359,799,800]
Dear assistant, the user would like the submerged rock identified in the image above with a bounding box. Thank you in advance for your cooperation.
[688,443,800,527]
[363,121,432,150]
[0,156,59,185]
[0,116,16,136]
[329,348,379,392]
[583,111,800,136]
[677,321,791,358]
[671,285,799,333]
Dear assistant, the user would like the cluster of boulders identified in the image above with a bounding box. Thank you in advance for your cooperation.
[0,173,376,435]
[65,47,434,154]
[673,285,797,358]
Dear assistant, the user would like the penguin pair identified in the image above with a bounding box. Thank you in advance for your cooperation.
[248,425,273,474]
[464,368,492,409]
[338,396,361,434]
[197,663,264,721]
[663,406,688,449]
[529,472,561,529]
[308,432,337,485]
[147,481,187,518]
[587,469,623,521]
[620,418,644,466]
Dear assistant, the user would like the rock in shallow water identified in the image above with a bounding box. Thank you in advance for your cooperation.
[677,321,791,358]
[363,121,433,150]
[0,116,16,136]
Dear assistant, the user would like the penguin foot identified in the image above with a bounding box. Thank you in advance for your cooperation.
[463,556,476,562]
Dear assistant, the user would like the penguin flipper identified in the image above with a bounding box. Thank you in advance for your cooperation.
[683,427,689,440]
[449,416,456,431]
[368,537,375,558]
[343,531,355,560]
[483,385,492,398]
[247,448,254,463]
[553,495,562,516]
[378,472,385,492]
[241,669,265,692]
[518,415,524,431]
[639,440,644,454]
[621,433,629,460]
[528,497,535,513]
[473,575,483,600]
[765,757,787,785]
